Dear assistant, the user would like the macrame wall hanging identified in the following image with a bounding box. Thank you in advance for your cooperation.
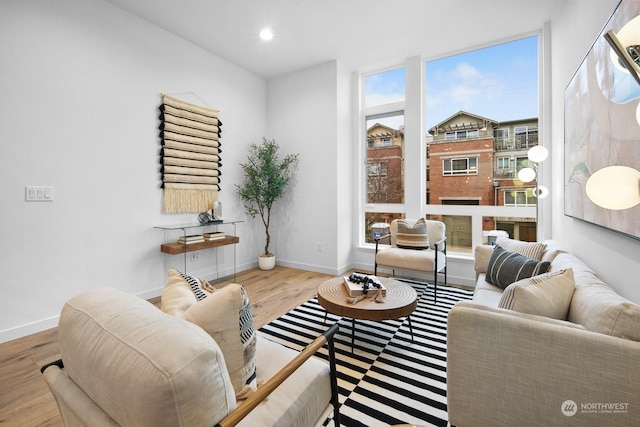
[159,94,222,213]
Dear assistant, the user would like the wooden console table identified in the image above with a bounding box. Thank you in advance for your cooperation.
[155,220,242,281]
[160,235,239,255]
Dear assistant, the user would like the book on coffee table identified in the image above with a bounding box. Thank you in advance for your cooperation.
[342,274,386,297]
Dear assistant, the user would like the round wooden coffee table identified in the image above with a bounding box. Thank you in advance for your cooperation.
[317,276,418,351]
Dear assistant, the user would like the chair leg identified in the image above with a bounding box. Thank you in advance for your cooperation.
[407,315,414,341]
[324,324,341,427]
[433,269,437,303]
[444,264,448,285]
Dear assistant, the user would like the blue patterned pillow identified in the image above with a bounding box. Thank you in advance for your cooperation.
[486,245,550,289]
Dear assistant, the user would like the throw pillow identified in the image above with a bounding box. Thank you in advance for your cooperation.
[396,218,429,249]
[162,275,257,400]
[495,236,547,261]
[498,268,576,320]
[569,283,640,342]
[486,245,551,289]
[161,269,215,317]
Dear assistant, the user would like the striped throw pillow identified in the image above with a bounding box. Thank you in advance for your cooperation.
[495,237,547,261]
[499,268,576,319]
[486,245,550,289]
[396,218,429,249]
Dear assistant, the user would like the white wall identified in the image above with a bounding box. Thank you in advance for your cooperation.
[266,61,353,274]
[0,0,267,342]
[550,0,640,303]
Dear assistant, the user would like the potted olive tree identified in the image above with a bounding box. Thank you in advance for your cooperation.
[236,138,298,270]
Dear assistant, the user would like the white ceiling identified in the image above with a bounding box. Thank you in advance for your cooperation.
[105,0,565,80]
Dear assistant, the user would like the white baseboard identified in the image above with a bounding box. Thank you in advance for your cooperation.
[0,316,59,345]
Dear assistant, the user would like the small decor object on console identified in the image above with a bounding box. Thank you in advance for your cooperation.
[343,273,386,297]
[213,200,222,220]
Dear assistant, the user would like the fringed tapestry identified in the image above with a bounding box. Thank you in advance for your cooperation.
[159,94,222,213]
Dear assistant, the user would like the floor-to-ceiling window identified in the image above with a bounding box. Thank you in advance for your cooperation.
[360,35,541,252]
[363,68,406,243]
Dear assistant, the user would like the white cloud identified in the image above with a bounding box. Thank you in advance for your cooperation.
[454,62,481,80]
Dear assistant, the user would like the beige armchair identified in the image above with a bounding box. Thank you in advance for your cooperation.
[374,218,447,301]
[40,287,340,427]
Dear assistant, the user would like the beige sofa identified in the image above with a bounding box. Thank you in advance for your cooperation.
[447,239,640,427]
[41,286,340,427]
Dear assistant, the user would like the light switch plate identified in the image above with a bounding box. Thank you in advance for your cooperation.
[25,186,54,202]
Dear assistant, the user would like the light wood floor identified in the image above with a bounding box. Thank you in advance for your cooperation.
[0,266,343,426]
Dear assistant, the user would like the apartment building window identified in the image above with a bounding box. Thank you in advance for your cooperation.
[505,189,536,207]
[443,157,478,175]
[497,157,510,169]
[515,126,538,149]
[495,128,510,149]
[445,130,479,140]
[515,156,532,174]
[368,135,393,148]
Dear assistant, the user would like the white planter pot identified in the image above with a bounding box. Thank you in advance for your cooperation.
[258,254,276,270]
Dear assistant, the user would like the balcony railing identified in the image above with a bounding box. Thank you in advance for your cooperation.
[494,169,514,178]
[496,135,539,151]
[364,204,537,254]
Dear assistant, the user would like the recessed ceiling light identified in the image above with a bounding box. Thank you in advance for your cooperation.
[259,28,274,41]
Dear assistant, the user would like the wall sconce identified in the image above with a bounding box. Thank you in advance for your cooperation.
[517,145,549,199]
[585,165,640,210]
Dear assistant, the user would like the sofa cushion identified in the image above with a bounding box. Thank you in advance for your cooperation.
[162,276,258,399]
[486,245,551,289]
[58,287,236,427]
[396,218,429,249]
[498,268,576,320]
[496,237,547,260]
[569,282,640,342]
[472,274,505,307]
[474,245,494,275]
[238,334,332,426]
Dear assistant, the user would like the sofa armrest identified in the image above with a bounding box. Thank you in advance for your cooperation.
[42,363,119,426]
[447,302,640,427]
[474,244,494,275]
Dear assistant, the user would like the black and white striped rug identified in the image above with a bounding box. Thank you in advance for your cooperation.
[258,280,474,427]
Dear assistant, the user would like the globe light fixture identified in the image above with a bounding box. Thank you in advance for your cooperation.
[518,167,537,183]
[535,185,549,199]
[517,145,549,239]
[585,165,640,210]
[527,145,549,163]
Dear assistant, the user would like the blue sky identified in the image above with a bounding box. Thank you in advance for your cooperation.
[365,35,539,131]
